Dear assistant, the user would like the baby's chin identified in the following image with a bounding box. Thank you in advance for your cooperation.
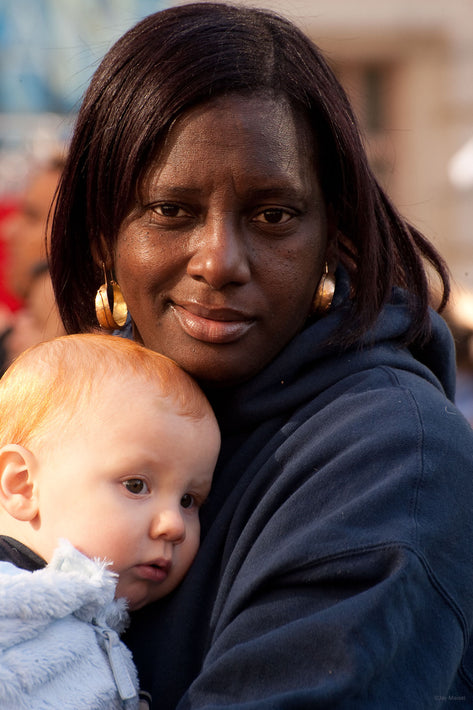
[117,584,168,611]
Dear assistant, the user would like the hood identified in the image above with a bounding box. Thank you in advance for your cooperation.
[207,268,456,433]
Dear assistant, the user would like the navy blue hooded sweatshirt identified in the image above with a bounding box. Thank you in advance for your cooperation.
[125,272,473,709]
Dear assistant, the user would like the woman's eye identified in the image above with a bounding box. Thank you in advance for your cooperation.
[180,493,195,509]
[253,208,292,225]
[123,479,149,495]
[153,203,187,218]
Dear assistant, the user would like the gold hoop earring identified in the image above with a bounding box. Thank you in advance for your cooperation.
[311,263,335,315]
[95,265,128,330]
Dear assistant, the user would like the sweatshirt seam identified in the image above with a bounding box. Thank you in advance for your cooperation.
[297,540,470,649]
[369,370,470,644]
[376,366,425,551]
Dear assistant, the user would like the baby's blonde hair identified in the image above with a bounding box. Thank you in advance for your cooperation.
[0,334,214,449]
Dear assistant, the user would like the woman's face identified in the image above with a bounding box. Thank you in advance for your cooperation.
[114,94,329,386]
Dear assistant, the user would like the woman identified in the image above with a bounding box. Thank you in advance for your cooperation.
[50,3,473,708]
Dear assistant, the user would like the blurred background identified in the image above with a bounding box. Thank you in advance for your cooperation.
[0,0,165,192]
[1,0,473,414]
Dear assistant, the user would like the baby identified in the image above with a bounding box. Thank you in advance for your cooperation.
[0,333,220,709]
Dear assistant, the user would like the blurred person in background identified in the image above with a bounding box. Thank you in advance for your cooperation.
[444,299,473,427]
[0,157,65,371]
[0,198,22,314]
[452,326,473,426]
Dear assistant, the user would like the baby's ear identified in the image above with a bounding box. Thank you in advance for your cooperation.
[0,445,39,521]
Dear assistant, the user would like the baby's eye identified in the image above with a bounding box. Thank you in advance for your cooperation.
[253,208,292,224]
[180,493,195,510]
[123,479,149,495]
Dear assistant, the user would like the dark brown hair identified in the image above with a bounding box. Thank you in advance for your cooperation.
[50,1,448,346]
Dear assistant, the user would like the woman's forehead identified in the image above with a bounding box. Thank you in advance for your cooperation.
[141,93,317,191]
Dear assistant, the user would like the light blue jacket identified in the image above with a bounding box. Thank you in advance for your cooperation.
[0,539,139,709]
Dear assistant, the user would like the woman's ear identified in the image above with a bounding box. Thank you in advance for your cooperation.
[90,235,113,271]
[325,206,340,273]
[0,444,39,521]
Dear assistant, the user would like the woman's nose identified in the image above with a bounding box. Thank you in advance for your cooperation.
[150,508,186,544]
[187,215,251,289]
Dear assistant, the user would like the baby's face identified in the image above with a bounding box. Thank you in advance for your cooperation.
[32,378,220,610]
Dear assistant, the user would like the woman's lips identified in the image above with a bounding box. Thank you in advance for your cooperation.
[171,303,254,343]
